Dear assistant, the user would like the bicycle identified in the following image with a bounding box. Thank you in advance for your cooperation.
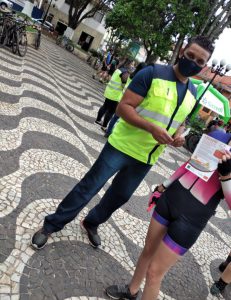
[56,35,75,52]
[0,12,14,48]
[0,12,27,56]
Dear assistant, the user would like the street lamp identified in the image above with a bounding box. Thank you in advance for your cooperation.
[197,59,231,102]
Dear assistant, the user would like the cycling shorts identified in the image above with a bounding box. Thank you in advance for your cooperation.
[153,181,217,255]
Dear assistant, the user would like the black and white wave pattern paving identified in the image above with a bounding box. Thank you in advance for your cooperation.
[0,37,230,300]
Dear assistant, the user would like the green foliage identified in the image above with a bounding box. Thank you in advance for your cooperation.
[26,26,37,33]
[188,117,206,132]
[89,49,104,60]
[106,0,229,63]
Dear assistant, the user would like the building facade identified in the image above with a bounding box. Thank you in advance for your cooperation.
[44,0,107,51]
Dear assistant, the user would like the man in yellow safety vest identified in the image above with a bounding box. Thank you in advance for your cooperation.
[31,36,215,251]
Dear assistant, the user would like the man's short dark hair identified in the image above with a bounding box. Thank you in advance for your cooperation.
[186,36,215,56]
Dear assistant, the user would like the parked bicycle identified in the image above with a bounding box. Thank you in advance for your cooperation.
[0,12,27,56]
[56,35,75,52]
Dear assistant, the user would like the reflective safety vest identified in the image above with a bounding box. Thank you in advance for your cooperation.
[109,78,196,165]
[104,69,124,102]
[123,76,132,92]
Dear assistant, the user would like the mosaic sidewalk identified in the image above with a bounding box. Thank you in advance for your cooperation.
[0,37,230,300]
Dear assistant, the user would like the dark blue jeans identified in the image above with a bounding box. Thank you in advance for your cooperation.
[44,142,151,233]
[106,114,119,136]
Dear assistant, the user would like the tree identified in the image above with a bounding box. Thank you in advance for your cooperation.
[201,0,231,41]
[106,0,176,63]
[170,0,231,64]
[62,0,114,38]
[106,0,231,64]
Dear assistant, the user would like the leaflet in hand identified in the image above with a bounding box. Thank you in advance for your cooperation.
[186,134,230,181]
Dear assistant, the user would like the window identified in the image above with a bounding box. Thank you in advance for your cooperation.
[93,11,104,23]
[47,13,54,23]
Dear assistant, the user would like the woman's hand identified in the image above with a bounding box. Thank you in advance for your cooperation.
[218,150,231,177]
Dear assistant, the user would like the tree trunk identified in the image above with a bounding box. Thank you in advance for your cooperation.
[145,51,158,64]
[168,34,185,65]
[209,10,231,40]
[206,1,231,37]
[199,0,222,35]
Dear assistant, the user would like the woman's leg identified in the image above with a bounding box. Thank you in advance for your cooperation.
[221,262,231,283]
[102,101,118,128]
[96,99,109,122]
[129,218,168,295]
[219,251,231,272]
[141,241,180,300]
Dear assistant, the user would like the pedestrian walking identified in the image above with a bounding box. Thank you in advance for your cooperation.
[95,66,130,131]
[107,56,119,80]
[106,129,231,300]
[31,36,214,253]
[105,62,147,137]
[93,49,113,82]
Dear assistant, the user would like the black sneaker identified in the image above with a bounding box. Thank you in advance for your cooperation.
[105,284,139,299]
[81,220,101,248]
[210,281,226,296]
[94,120,102,126]
[31,228,50,250]
[101,126,107,132]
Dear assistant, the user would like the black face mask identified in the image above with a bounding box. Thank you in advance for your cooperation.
[178,55,203,77]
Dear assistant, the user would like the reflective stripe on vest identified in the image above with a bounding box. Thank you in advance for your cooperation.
[106,83,123,92]
[110,80,123,86]
[136,107,181,129]
[104,69,124,101]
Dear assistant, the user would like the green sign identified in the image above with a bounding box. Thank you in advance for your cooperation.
[129,42,140,58]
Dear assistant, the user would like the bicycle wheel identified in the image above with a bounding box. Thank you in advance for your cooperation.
[11,32,18,54]
[65,44,74,52]
[17,31,27,57]
[35,33,41,50]
[0,23,7,47]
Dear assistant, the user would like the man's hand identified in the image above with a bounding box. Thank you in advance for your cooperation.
[149,124,174,145]
[171,136,185,148]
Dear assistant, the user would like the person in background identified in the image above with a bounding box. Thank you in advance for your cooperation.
[105,62,147,138]
[95,63,131,132]
[107,55,119,80]
[93,49,113,82]
[212,120,225,132]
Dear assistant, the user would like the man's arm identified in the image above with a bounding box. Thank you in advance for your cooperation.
[116,89,174,145]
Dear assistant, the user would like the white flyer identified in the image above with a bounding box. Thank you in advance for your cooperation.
[186,134,230,181]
